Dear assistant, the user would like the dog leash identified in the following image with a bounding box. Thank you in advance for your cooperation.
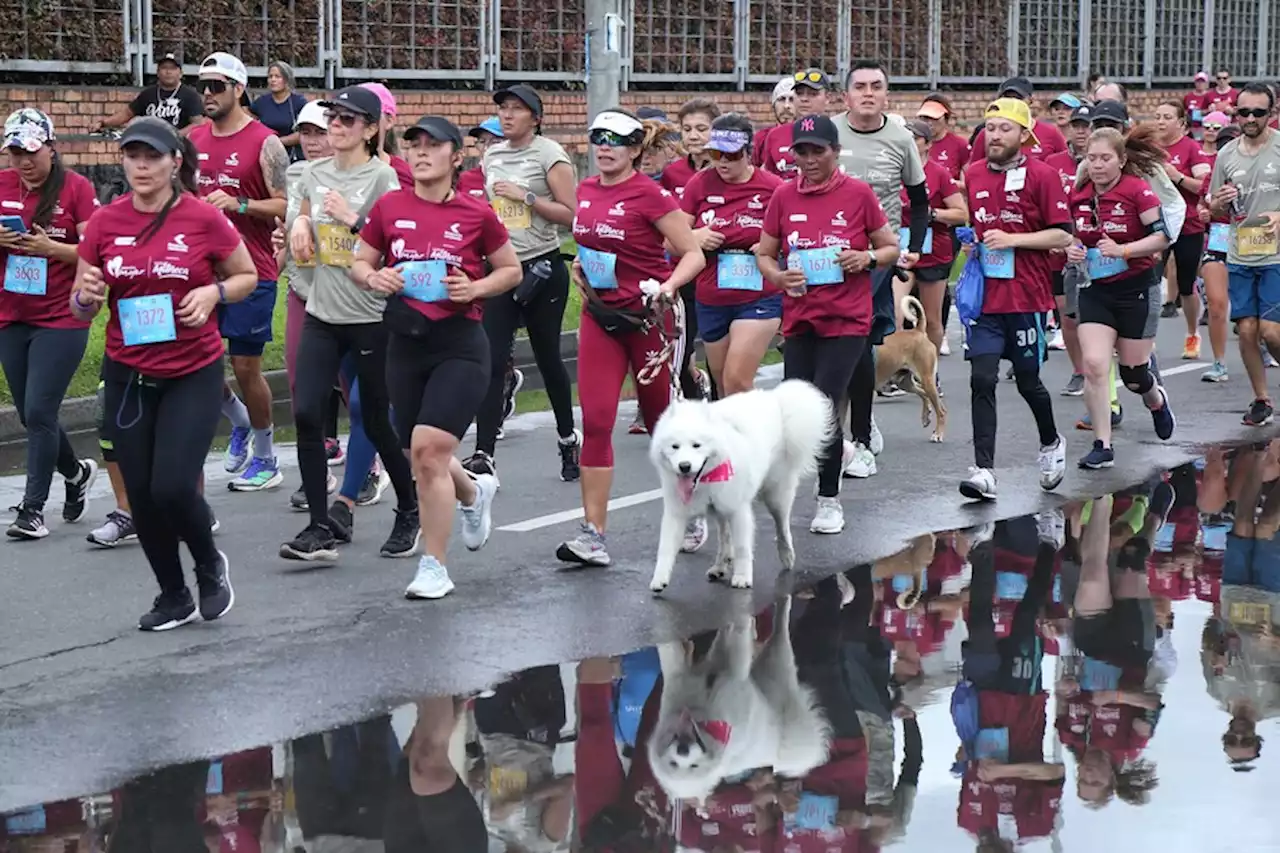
[635,290,686,401]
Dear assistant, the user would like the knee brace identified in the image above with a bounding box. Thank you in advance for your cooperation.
[1118,362,1154,395]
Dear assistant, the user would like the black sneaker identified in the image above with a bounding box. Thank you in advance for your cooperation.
[463,451,497,479]
[289,485,309,511]
[1149,480,1176,527]
[7,504,48,540]
[380,507,421,558]
[1150,387,1176,441]
[328,500,354,543]
[1243,398,1275,427]
[196,551,234,622]
[1161,301,1179,318]
[138,589,198,632]
[279,523,340,561]
[1078,440,1115,470]
[63,458,98,523]
[559,430,582,483]
[502,367,525,422]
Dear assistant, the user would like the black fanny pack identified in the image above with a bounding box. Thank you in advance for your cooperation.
[383,294,431,340]
[585,299,649,337]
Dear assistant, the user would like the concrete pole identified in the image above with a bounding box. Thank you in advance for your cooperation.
[585,0,622,176]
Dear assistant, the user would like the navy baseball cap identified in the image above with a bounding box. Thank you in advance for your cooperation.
[404,115,464,148]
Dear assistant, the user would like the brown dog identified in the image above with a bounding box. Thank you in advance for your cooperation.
[872,295,946,443]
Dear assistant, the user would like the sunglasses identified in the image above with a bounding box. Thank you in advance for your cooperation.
[201,80,229,95]
[794,71,824,84]
[325,110,363,127]
[1204,122,1225,131]
[589,129,637,147]
[708,148,747,162]
[1238,108,1271,119]
[1223,733,1261,748]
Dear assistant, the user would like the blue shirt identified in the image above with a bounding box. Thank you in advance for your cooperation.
[251,92,309,161]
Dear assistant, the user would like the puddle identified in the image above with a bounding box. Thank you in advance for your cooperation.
[4,450,1280,850]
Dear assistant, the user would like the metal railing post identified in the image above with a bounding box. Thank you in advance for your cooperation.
[734,0,748,91]
[927,0,941,89]
[1203,0,1216,77]
[1143,0,1155,87]
[1258,0,1270,78]
[836,0,852,87]
[1007,0,1020,75]
[1077,0,1091,89]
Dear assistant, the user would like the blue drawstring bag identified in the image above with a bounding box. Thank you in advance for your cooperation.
[954,226,985,328]
[950,678,982,775]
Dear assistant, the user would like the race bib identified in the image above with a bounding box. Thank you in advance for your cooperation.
[789,246,843,285]
[492,196,532,230]
[892,569,926,593]
[489,765,529,799]
[793,792,838,830]
[899,226,934,255]
[995,570,1028,601]
[578,245,618,290]
[1208,222,1231,253]
[1086,246,1129,280]
[3,255,47,295]
[316,222,357,268]
[1202,522,1229,552]
[1080,657,1122,691]
[716,252,763,291]
[1236,224,1278,257]
[1192,108,1204,123]
[973,728,1010,762]
[980,245,1015,279]
[118,293,176,346]
[1228,601,1272,628]
[400,260,449,303]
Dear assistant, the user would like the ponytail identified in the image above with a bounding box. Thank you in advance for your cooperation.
[1075,125,1167,190]
[136,135,198,246]
[31,150,67,230]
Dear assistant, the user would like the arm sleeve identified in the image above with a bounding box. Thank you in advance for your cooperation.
[905,181,930,253]
[649,183,681,219]
[678,172,700,216]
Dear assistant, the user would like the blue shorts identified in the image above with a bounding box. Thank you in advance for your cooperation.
[695,293,783,344]
[1227,263,1280,322]
[219,279,278,357]
[1223,533,1280,592]
[964,311,1046,372]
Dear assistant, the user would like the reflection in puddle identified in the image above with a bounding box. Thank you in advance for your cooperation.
[4,449,1280,851]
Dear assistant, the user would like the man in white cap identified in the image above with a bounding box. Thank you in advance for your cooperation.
[188,51,290,494]
[753,76,796,168]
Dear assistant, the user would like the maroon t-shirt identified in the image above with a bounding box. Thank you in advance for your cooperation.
[572,171,679,309]
[457,166,486,201]
[0,167,98,329]
[1069,174,1162,284]
[762,173,888,338]
[680,166,783,307]
[1184,90,1210,129]
[389,154,414,190]
[659,156,700,199]
[360,190,509,322]
[964,157,1069,313]
[900,158,958,269]
[1205,87,1240,115]
[189,119,278,281]
[969,119,1068,164]
[1163,134,1209,235]
[759,123,798,180]
[931,132,972,182]
[79,194,242,378]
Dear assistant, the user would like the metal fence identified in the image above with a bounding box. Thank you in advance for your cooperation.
[3,0,1278,88]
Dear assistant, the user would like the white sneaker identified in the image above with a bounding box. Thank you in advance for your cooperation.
[869,417,884,456]
[1037,508,1066,550]
[681,516,709,553]
[1039,435,1067,491]
[1047,328,1066,351]
[810,497,845,534]
[843,443,877,478]
[939,336,951,356]
[965,523,995,548]
[458,473,497,551]
[405,555,455,599]
[959,467,998,501]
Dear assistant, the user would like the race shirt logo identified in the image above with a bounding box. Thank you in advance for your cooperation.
[443,222,464,242]
[166,233,189,253]
[152,260,189,281]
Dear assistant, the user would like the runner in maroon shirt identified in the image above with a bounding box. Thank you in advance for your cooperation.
[1185,71,1212,138]
[1153,99,1212,354]
[1196,118,1239,382]
[917,94,970,184]
[1044,105,1094,395]
[753,76,796,168]
[968,77,1068,164]
[759,68,831,180]
[457,116,503,200]
[1207,68,1240,117]
[188,51,289,494]
[359,82,414,190]
[71,117,257,632]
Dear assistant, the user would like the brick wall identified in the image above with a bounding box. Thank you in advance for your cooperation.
[0,84,1188,168]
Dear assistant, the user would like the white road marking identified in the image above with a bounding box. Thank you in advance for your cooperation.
[498,488,664,532]
[1155,360,1212,379]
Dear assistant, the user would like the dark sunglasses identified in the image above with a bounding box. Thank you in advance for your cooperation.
[1223,732,1261,748]
[325,110,363,128]
[201,80,229,95]
[589,129,637,147]
[1238,108,1271,119]
[1204,122,1225,131]
[709,148,747,162]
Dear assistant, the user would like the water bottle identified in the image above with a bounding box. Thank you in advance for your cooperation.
[514,257,554,306]
[1227,179,1245,220]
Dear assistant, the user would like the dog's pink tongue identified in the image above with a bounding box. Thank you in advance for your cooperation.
[676,476,695,504]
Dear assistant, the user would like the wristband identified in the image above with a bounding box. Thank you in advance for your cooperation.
[216,281,227,304]
[72,290,92,310]
[349,214,366,235]
[237,197,249,215]
[1122,245,1131,261]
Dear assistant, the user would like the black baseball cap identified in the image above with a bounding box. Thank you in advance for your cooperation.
[403,115,464,148]
[156,52,181,68]
[1069,103,1095,123]
[493,84,543,118]
[791,114,839,148]
[1091,99,1130,126]
[119,116,181,154]
[999,76,1034,99]
[793,68,830,91]
[319,86,382,121]
[636,106,669,120]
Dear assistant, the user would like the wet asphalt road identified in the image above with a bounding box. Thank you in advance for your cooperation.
[1,315,1277,811]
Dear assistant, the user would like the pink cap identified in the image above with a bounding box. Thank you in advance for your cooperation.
[359,82,397,118]
[1195,71,1209,82]
[1203,110,1231,126]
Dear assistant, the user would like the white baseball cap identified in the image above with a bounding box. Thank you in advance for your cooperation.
[294,100,327,130]
[589,110,643,138]
[199,52,248,86]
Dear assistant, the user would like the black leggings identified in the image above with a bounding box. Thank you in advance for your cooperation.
[294,315,415,528]
[474,250,575,455]
[104,358,223,596]
[783,332,867,498]
[677,283,709,400]
[846,345,878,445]
[969,353,1058,470]
[1168,230,1206,297]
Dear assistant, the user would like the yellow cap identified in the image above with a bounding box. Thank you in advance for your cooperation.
[985,97,1040,147]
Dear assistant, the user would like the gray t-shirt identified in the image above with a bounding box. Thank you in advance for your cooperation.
[483,135,575,261]
[298,157,399,324]
[833,113,925,226]
[1209,132,1280,266]
[283,158,313,301]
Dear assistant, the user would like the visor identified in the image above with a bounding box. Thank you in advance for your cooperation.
[589,110,643,138]
[917,100,949,120]
[705,128,751,154]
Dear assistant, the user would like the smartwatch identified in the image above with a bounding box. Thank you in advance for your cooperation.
[236,196,249,215]
[524,190,537,207]
[867,251,878,270]
[349,214,367,235]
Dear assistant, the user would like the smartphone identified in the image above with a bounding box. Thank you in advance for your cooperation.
[0,215,28,234]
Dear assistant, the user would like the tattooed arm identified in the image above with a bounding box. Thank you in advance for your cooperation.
[246,134,289,221]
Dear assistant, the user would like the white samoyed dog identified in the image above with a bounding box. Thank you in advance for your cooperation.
[647,379,834,593]
[647,596,831,805]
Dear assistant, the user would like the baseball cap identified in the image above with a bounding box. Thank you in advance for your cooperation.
[198,51,248,86]
[985,97,1040,145]
[771,77,796,102]
[359,82,397,118]
[294,100,327,131]
[589,110,644,138]
[998,76,1034,99]
[403,115,464,148]
[705,127,752,154]
[1091,99,1130,126]
[917,100,949,120]
[468,116,504,139]
[1203,110,1231,127]
[1195,71,1209,82]
[3,109,54,152]
[907,119,932,141]
[1050,92,1083,110]
[493,84,543,118]
[635,106,669,120]
[1069,103,1094,123]
[319,86,382,121]
[791,114,839,148]
[156,52,181,68]
[119,117,181,154]
[793,68,830,91]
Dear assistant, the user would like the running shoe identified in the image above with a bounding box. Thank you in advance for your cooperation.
[6,503,46,540]
[1078,440,1115,470]
[1062,374,1085,397]
[325,437,345,467]
[628,411,648,435]
[502,367,525,422]
[877,380,907,398]
[1150,387,1176,440]
[224,426,250,474]
[1036,508,1066,550]
[1202,362,1229,382]
[138,589,198,632]
[1047,328,1066,351]
[462,451,498,482]
[558,429,582,482]
[380,507,421,558]
[681,516,709,553]
[960,466,997,502]
[229,456,283,492]
[810,497,845,535]
[1039,435,1067,491]
[1243,398,1274,427]
[869,417,884,455]
[196,551,234,622]
[280,523,340,562]
[1076,404,1123,430]
[843,442,876,478]
[87,510,136,547]
[406,555,455,600]
[290,472,338,511]
[459,473,497,551]
[1160,301,1178,318]
[557,522,611,566]
[328,500,354,543]
[62,458,98,523]
[1182,334,1201,360]
[939,336,951,356]
[356,467,391,506]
